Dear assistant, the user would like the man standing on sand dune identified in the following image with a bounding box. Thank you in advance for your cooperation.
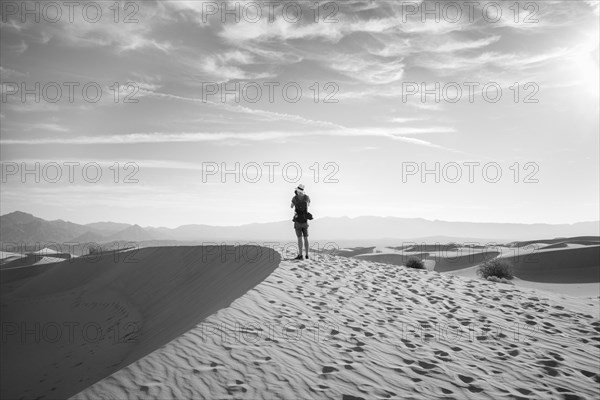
[291,184,311,260]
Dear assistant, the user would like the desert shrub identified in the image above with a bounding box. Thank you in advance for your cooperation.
[478,258,513,280]
[405,257,425,270]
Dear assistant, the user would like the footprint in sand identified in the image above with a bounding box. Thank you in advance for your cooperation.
[417,361,437,370]
[458,374,474,384]
[538,359,560,367]
[226,380,247,394]
[342,394,365,400]
[321,366,338,373]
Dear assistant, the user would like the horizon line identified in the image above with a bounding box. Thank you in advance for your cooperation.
[1,210,599,229]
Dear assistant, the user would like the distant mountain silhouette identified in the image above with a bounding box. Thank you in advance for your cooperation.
[105,224,159,242]
[1,211,598,246]
[1,211,91,244]
[84,221,132,235]
[68,230,108,244]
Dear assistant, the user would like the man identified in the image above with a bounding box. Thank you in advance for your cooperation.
[290,184,310,260]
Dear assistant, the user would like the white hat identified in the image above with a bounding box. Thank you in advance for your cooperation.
[296,184,305,195]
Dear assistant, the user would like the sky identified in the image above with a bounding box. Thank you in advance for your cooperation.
[0,0,599,228]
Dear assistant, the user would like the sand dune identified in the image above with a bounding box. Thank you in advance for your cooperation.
[355,252,430,264]
[0,250,23,260]
[1,252,72,270]
[352,248,499,273]
[432,251,500,273]
[31,256,69,265]
[443,265,600,298]
[509,237,600,248]
[401,244,461,252]
[1,261,65,294]
[340,240,599,296]
[539,242,569,249]
[31,247,62,255]
[504,245,600,283]
[335,247,377,257]
[0,251,27,267]
[0,245,280,400]
[354,253,436,272]
[74,252,599,399]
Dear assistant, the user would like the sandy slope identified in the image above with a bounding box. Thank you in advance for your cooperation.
[0,250,23,260]
[350,246,500,273]
[0,251,26,266]
[504,245,600,283]
[74,253,600,400]
[355,253,436,271]
[1,253,72,271]
[32,247,61,255]
[0,245,280,400]
[446,265,600,298]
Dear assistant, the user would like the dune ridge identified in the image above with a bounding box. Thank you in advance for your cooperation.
[1,245,280,400]
[74,252,600,399]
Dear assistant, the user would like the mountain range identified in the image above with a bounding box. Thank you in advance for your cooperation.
[1,211,598,248]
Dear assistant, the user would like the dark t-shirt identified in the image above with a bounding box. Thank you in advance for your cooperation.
[291,194,310,225]
[291,194,311,207]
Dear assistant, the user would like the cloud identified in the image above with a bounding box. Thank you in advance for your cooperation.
[414,47,571,74]
[160,0,220,25]
[0,65,28,79]
[0,126,456,148]
[1,1,173,53]
[433,35,501,53]
[329,54,404,84]
[57,20,173,53]
[2,40,28,54]
[217,3,469,45]
[2,158,206,171]
[219,17,346,43]
[585,0,600,15]
[30,123,70,133]
[218,7,406,44]
[389,117,428,123]
[137,88,344,128]
[201,50,274,81]
[0,19,24,32]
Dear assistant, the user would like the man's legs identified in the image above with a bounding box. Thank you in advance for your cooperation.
[297,234,303,257]
[303,234,309,258]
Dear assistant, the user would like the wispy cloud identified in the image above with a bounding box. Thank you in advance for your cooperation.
[201,50,274,81]
[0,126,457,150]
[329,54,405,84]
[414,47,571,75]
[2,158,205,171]
[0,65,28,79]
[1,1,173,53]
[374,35,502,57]
[218,9,410,44]
[218,7,468,45]
[2,40,28,54]
[138,88,344,128]
[585,0,600,15]
[389,117,428,123]
[29,123,70,133]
